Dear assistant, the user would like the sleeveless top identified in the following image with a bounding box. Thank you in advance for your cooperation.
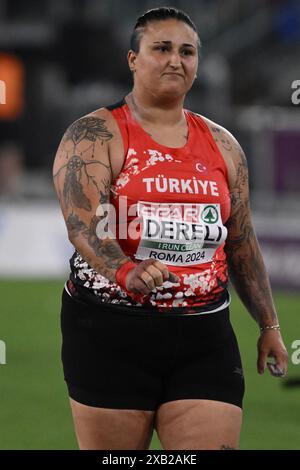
[68,99,231,314]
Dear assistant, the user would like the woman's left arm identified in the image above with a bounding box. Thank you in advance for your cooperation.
[209,124,288,377]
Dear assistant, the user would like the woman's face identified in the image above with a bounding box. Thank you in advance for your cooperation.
[128,19,199,100]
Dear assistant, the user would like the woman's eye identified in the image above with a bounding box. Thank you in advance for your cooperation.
[154,46,193,55]
[181,50,192,56]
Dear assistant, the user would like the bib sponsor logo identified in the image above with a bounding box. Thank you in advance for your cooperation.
[201,205,218,224]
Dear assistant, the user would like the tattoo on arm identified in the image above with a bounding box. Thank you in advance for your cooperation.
[225,145,277,325]
[66,212,128,281]
[211,127,233,151]
[53,155,111,211]
[54,116,113,211]
[63,116,113,149]
[54,115,127,281]
[66,213,88,239]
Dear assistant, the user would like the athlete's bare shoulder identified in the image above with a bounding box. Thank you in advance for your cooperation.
[193,113,248,189]
[65,106,122,147]
[58,106,125,180]
[54,107,113,152]
[92,107,126,179]
[89,106,121,135]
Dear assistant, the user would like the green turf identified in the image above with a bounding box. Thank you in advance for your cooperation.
[0,279,299,449]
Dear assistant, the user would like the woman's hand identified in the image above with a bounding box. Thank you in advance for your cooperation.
[125,259,179,296]
[257,330,288,377]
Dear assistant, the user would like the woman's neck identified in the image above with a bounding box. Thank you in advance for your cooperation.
[125,89,186,128]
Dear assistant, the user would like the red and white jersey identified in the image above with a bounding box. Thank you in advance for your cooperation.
[70,99,231,313]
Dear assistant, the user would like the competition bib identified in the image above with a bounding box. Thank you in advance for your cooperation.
[135,201,227,266]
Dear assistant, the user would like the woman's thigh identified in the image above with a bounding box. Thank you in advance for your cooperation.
[155,399,242,450]
[70,398,155,450]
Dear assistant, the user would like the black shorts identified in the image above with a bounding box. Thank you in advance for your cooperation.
[60,288,245,411]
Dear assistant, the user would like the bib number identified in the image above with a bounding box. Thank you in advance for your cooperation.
[135,202,227,266]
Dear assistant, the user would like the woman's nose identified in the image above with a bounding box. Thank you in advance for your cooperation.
[168,51,181,67]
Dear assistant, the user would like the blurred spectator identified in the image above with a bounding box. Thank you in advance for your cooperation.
[0,142,24,198]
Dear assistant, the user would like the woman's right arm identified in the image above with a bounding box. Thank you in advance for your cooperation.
[53,112,173,295]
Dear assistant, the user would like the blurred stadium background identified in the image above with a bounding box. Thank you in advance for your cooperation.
[0,0,300,450]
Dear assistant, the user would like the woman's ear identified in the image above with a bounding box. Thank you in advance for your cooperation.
[127,50,137,73]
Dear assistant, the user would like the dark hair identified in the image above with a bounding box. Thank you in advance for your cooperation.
[130,7,200,53]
